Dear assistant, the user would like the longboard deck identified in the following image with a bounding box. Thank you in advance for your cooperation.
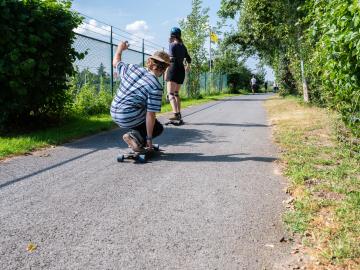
[117,144,160,163]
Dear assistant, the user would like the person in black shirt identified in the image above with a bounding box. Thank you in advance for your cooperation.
[165,27,191,121]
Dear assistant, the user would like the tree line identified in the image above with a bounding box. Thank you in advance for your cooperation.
[218,0,359,136]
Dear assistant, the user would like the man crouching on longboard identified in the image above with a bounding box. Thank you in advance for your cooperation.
[111,41,170,152]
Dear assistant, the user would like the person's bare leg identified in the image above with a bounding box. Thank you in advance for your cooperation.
[167,81,178,113]
[174,84,182,113]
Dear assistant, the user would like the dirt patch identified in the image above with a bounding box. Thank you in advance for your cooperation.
[313,191,345,201]
[304,179,324,188]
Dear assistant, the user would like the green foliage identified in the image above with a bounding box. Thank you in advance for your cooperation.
[69,73,113,116]
[302,0,360,136]
[218,0,243,19]
[265,97,360,266]
[219,0,359,137]
[0,0,83,131]
[220,0,304,96]
[179,0,209,98]
[0,114,114,159]
[211,39,254,93]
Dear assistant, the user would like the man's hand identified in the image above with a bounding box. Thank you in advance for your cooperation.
[113,41,129,67]
[146,111,156,149]
[119,41,129,51]
[146,138,153,149]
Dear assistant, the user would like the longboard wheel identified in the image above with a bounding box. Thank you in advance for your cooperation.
[117,154,125,162]
[137,154,147,163]
[153,144,159,151]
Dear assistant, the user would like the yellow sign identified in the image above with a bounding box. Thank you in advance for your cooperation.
[210,32,219,43]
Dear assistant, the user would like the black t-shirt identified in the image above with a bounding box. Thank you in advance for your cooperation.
[169,42,191,66]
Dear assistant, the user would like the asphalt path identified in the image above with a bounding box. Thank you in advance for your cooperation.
[0,94,292,269]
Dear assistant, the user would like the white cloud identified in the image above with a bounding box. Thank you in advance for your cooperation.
[75,19,111,39]
[126,20,149,33]
[74,19,161,55]
[124,20,157,53]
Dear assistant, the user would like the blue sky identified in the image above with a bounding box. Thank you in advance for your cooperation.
[72,0,274,80]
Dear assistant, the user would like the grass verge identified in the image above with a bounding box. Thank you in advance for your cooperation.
[0,92,238,160]
[264,96,360,269]
[161,93,237,113]
[0,114,115,160]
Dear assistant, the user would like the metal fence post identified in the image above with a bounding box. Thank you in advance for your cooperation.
[204,72,207,94]
[162,47,165,89]
[110,26,114,96]
[142,39,145,66]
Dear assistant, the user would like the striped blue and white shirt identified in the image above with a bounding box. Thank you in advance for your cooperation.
[110,61,163,128]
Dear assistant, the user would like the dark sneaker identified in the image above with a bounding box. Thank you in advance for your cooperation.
[169,113,181,121]
[123,131,144,152]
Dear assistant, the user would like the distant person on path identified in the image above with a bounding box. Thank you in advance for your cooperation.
[110,41,170,151]
[273,81,279,93]
[165,27,192,121]
[264,81,268,92]
[250,75,257,94]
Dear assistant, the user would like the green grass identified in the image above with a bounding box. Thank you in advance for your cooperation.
[0,114,115,159]
[161,92,237,113]
[265,96,360,268]
[0,92,239,159]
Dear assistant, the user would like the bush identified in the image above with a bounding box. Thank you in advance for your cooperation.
[304,0,360,137]
[72,83,112,115]
[0,0,83,131]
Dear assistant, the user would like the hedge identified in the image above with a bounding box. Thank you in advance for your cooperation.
[0,0,83,131]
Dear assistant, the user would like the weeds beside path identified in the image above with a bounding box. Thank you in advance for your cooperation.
[0,93,237,160]
[264,96,360,269]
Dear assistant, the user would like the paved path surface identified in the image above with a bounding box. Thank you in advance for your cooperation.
[0,94,292,270]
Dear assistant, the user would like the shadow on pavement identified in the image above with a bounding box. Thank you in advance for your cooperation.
[1,94,274,189]
[0,150,99,189]
[0,127,220,189]
[187,122,268,128]
[151,152,277,163]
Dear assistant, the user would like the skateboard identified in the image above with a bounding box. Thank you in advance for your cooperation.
[117,144,160,163]
[165,119,184,126]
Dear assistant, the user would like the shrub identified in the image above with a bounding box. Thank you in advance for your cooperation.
[304,0,360,137]
[0,0,83,131]
[73,82,112,115]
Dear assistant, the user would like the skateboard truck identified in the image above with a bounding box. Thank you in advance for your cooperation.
[117,144,160,163]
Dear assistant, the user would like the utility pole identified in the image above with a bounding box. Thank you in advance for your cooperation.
[301,60,309,102]
[209,26,212,73]
[209,25,212,92]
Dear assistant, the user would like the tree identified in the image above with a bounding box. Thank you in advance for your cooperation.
[213,40,252,92]
[0,0,83,130]
[179,0,209,98]
[219,0,359,137]
[219,0,305,96]
[97,63,107,78]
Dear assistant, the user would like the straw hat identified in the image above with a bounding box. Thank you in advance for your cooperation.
[149,51,171,65]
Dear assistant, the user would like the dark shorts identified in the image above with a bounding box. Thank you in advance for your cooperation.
[131,119,164,141]
[166,63,185,85]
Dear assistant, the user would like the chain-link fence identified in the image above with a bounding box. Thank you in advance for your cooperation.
[71,14,229,98]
